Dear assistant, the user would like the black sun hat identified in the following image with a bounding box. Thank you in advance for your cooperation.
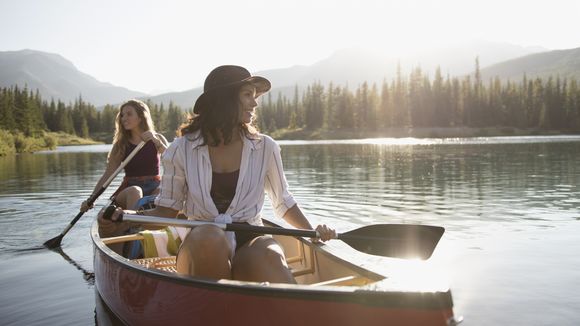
[193,65,271,114]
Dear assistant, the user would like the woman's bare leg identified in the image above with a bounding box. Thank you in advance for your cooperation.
[232,236,295,284]
[176,225,232,279]
[114,186,142,209]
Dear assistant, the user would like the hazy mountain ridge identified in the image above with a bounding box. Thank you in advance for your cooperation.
[143,65,312,110]
[479,47,580,82]
[0,49,146,106]
[274,41,548,87]
[2,41,579,110]
[146,41,551,107]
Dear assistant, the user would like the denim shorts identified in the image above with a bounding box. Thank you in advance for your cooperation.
[134,195,157,210]
[127,177,160,197]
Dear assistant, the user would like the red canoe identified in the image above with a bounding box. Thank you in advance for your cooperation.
[92,221,460,326]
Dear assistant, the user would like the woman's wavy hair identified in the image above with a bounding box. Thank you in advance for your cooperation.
[179,83,259,146]
[109,99,155,159]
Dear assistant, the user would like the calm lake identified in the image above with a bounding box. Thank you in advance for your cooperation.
[1,136,580,325]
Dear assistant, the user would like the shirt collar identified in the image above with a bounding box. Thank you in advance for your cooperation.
[185,130,264,151]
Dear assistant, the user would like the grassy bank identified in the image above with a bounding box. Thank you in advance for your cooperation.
[51,132,102,146]
[270,127,576,140]
[0,130,102,156]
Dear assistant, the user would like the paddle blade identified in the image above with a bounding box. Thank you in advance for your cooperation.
[44,235,63,249]
[338,224,444,259]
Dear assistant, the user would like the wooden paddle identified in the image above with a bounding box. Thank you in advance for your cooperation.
[44,141,147,249]
[108,213,445,259]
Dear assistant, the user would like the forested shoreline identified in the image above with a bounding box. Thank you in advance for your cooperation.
[1,61,579,155]
[258,61,580,135]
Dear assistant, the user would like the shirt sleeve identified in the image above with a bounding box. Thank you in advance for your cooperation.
[264,140,297,218]
[154,137,187,211]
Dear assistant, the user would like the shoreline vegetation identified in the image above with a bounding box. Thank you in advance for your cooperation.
[0,130,101,156]
[2,127,577,156]
[270,126,577,140]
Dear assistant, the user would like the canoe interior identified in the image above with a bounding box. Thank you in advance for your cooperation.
[101,221,386,287]
[276,233,384,286]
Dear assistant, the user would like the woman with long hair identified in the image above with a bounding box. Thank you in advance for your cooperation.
[104,66,334,283]
[82,99,168,214]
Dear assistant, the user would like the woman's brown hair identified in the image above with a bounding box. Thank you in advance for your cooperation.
[179,83,258,146]
[109,99,155,160]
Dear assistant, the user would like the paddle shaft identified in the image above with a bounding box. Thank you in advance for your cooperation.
[113,214,444,259]
[44,141,146,248]
[120,214,320,238]
[100,141,148,191]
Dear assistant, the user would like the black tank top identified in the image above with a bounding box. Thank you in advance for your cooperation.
[210,170,239,213]
[124,141,159,177]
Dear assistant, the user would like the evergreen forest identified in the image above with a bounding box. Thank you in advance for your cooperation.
[1,61,579,155]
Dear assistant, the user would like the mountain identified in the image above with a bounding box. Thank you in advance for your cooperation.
[0,49,146,106]
[142,65,312,110]
[478,47,580,82]
[145,40,546,108]
[143,88,202,111]
[4,41,571,110]
[268,40,546,86]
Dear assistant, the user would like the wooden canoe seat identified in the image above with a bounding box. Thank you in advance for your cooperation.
[104,233,318,278]
[131,255,310,278]
[133,256,177,273]
[131,256,364,287]
[102,234,144,245]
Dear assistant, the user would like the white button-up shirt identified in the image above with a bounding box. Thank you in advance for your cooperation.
[154,131,297,226]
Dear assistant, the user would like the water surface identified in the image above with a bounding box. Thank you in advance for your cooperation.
[1,136,579,325]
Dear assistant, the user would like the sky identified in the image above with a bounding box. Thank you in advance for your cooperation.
[1,0,579,94]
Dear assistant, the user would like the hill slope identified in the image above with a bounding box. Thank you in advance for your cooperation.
[479,47,580,82]
[0,49,146,106]
[146,41,546,107]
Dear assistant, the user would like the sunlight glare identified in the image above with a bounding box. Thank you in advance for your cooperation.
[385,258,451,292]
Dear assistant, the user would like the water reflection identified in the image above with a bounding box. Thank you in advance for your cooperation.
[278,142,580,228]
[95,290,124,326]
[0,152,107,193]
[51,247,95,286]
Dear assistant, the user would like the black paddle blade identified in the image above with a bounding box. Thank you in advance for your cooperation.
[44,235,63,249]
[338,224,444,259]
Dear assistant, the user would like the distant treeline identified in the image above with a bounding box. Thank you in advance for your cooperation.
[1,59,579,150]
[256,60,580,133]
[0,86,187,141]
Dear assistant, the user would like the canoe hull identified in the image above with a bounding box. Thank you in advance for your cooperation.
[93,223,456,326]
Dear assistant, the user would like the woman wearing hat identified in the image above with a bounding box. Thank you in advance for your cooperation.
[104,65,335,282]
[83,99,168,215]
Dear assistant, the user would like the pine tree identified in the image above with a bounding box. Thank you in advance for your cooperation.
[564,79,579,129]
[408,66,424,127]
[56,101,75,134]
[378,79,391,129]
[432,66,448,127]
[338,85,354,129]
[323,82,335,130]
[291,85,303,128]
[13,85,35,135]
[392,63,409,127]
[43,99,58,131]
[367,83,379,131]
[167,101,185,138]
[0,87,17,130]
